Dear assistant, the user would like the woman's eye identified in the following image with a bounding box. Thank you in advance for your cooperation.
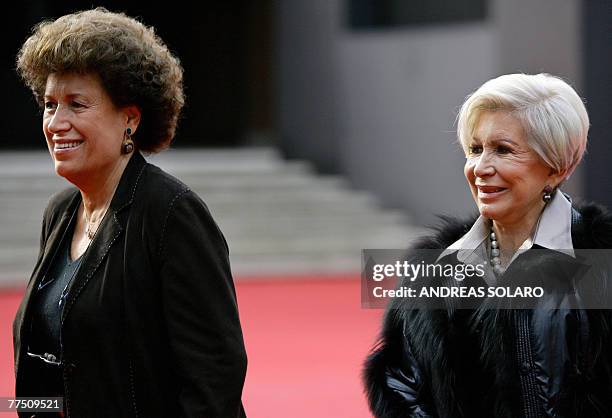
[468,145,482,154]
[71,101,85,108]
[497,145,512,154]
[44,102,56,110]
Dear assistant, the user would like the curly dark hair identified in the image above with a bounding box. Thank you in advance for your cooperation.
[16,7,184,153]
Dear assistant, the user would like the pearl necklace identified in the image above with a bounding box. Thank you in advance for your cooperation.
[489,228,504,275]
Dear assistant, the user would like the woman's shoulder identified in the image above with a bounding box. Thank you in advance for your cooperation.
[573,201,612,248]
[138,161,214,214]
[139,162,228,255]
[139,162,214,220]
[47,186,79,206]
[141,162,191,198]
[43,187,80,220]
[410,201,612,250]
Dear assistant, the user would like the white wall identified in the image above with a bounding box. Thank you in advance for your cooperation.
[277,0,583,226]
[335,22,497,224]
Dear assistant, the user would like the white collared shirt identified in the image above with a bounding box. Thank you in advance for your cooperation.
[436,190,575,283]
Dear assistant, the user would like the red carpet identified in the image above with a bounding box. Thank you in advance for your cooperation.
[0,277,381,417]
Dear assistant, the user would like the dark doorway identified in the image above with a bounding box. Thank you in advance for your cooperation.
[583,1,612,207]
[2,1,274,149]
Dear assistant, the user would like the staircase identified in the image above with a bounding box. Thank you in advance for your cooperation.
[0,148,424,286]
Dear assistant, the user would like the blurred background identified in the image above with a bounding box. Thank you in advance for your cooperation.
[1,1,611,417]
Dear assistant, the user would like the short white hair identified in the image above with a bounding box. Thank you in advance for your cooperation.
[457,73,589,179]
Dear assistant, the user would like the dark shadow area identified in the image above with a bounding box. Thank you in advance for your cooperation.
[2,1,273,149]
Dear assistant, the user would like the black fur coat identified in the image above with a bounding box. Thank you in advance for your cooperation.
[364,202,612,418]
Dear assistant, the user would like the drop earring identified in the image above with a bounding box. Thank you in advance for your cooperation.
[542,185,553,203]
[122,127,134,154]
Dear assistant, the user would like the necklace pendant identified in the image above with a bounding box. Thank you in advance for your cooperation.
[86,224,95,240]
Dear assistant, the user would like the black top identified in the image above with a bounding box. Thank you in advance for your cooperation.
[25,213,84,396]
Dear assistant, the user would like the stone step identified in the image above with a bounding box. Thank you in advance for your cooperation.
[0,148,291,175]
[0,148,419,286]
[1,189,380,207]
[2,223,411,243]
[1,170,346,191]
[0,226,418,254]
[1,203,406,223]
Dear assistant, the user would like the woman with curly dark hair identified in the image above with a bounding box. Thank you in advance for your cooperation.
[13,8,247,417]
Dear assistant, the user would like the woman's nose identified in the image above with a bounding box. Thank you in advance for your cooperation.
[46,106,71,133]
[472,151,495,177]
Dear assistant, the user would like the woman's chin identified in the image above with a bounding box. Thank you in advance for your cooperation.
[54,161,81,183]
[478,204,504,221]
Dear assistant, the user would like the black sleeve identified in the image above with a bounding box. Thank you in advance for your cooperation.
[158,189,247,418]
[364,309,436,418]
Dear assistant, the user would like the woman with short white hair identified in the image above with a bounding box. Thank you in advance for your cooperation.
[364,73,612,417]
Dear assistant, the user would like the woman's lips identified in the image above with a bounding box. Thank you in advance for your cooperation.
[476,185,507,200]
[53,140,84,157]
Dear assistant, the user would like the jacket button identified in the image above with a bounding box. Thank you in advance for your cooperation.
[520,361,531,375]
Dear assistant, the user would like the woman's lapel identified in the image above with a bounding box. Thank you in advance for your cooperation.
[60,152,147,323]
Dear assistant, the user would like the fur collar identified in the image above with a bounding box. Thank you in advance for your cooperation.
[412,201,612,251]
[364,201,612,418]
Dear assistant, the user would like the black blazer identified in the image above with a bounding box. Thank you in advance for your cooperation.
[13,152,248,417]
